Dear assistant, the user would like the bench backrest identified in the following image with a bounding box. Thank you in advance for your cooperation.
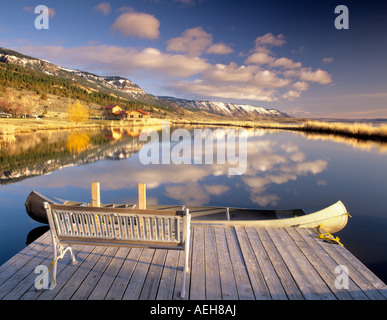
[44,203,190,250]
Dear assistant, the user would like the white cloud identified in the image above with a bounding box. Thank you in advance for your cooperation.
[203,63,253,83]
[282,81,309,100]
[283,67,332,85]
[254,33,286,47]
[166,27,213,56]
[111,11,160,39]
[166,27,233,56]
[206,43,233,55]
[94,2,111,16]
[128,47,210,77]
[282,90,301,100]
[271,57,302,69]
[244,52,274,65]
[292,81,309,91]
[299,68,332,84]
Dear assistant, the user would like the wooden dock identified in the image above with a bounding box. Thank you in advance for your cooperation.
[0,225,386,300]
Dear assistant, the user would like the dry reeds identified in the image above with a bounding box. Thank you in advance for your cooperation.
[303,121,387,140]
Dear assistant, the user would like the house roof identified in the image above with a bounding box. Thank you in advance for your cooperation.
[128,109,150,115]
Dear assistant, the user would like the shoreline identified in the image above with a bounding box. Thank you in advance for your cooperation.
[1,117,387,143]
[172,118,387,142]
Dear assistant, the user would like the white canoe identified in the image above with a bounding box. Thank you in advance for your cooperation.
[191,201,350,234]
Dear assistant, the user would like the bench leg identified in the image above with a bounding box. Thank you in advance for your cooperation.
[68,247,78,265]
[181,258,188,298]
[49,243,77,290]
[180,229,191,298]
[49,243,58,290]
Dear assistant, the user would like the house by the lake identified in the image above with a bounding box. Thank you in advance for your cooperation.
[126,109,151,120]
[103,105,151,121]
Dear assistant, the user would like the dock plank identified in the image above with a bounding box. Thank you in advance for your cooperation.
[279,227,337,300]
[266,227,326,300]
[87,247,131,300]
[255,227,304,300]
[0,225,385,301]
[172,245,189,300]
[190,226,206,300]
[213,227,239,300]
[105,248,142,300]
[244,227,288,300]
[204,226,222,300]
[234,226,270,300]
[122,248,155,300]
[224,226,255,300]
[156,250,179,300]
[71,246,120,300]
[139,249,167,300]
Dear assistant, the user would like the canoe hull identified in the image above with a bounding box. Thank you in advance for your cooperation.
[192,201,349,234]
[25,191,349,234]
[25,191,63,224]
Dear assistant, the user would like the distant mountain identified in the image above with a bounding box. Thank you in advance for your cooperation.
[158,96,290,119]
[0,47,291,119]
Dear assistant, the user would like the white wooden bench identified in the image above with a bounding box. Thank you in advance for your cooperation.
[43,202,191,298]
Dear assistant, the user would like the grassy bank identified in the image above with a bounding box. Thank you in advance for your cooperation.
[302,121,387,140]
[259,120,387,142]
[173,118,387,142]
[0,117,166,135]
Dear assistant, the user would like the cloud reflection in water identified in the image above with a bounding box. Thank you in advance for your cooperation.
[21,128,328,207]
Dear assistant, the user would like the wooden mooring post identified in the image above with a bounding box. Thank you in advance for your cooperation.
[138,183,146,209]
[91,182,101,207]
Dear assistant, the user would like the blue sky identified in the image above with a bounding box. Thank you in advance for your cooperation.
[1,0,387,118]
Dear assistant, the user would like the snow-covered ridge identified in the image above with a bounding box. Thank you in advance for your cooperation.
[192,100,289,118]
[160,96,290,118]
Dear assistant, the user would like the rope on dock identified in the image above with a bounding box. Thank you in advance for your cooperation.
[313,212,352,246]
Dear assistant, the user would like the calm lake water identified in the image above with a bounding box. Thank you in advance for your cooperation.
[1,124,387,284]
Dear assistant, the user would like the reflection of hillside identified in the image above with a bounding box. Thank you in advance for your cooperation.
[0,128,149,184]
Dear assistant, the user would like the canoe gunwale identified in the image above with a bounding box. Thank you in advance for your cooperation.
[25,191,349,233]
